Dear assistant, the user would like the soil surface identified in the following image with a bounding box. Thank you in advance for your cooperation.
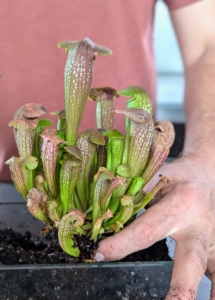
[0,227,171,265]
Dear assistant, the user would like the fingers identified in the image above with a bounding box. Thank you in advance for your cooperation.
[165,230,208,300]
[205,244,215,299]
[210,273,215,300]
[209,273,215,300]
[96,199,180,261]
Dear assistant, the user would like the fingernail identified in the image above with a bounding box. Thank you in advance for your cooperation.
[95,251,105,262]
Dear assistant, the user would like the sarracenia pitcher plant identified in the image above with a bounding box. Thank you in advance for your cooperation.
[6,38,175,257]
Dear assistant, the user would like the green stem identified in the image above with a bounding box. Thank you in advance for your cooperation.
[60,155,81,215]
[127,177,144,196]
[92,170,114,225]
[85,206,93,215]
[106,146,112,171]
[104,210,121,229]
[96,101,102,129]
[82,223,92,230]
[133,176,169,215]
[28,169,35,191]
[122,120,131,165]
[35,129,42,170]
[109,177,131,214]
[74,190,84,212]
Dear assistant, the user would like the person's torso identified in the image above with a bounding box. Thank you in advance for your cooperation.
[0,0,156,180]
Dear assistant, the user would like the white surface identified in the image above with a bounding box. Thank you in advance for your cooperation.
[154,0,185,108]
[157,75,184,105]
[154,0,184,74]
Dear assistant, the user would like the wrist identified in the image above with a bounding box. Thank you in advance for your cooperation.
[181,145,215,167]
[182,120,215,164]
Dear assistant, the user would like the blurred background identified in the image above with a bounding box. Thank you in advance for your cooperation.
[155,0,185,123]
[155,2,211,299]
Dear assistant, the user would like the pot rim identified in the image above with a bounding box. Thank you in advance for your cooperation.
[0,261,173,270]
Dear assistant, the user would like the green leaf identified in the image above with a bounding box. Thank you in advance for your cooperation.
[35,119,52,170]
[117,86,152,115]
[103,129,124,139]
[57,130,65,141]
[117,164,131,177]
[64,146,82,160]
[59,38,112,145]
[127,177,144,196]
[38,119,52,128]
[58,209,86,257]
[21,156,39,170]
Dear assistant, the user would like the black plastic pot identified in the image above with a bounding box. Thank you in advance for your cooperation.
[0,262,172,300]
[0,183,173,300]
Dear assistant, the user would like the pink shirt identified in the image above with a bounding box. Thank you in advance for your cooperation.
[0,0,198,181]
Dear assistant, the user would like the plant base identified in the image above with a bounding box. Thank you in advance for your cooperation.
[0,183,173,299]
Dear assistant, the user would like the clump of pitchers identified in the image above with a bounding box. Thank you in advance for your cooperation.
[6,38,174,257]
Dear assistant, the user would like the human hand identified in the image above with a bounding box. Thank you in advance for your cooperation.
[95,156,215,299]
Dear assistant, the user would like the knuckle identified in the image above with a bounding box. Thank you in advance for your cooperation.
[185,249,207,273]
[132,222,157,249]
[171,183,203,213]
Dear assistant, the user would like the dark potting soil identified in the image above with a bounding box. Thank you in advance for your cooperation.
[0,227,171,265]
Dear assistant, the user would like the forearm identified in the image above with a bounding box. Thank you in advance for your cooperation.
[182,45,215,159]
